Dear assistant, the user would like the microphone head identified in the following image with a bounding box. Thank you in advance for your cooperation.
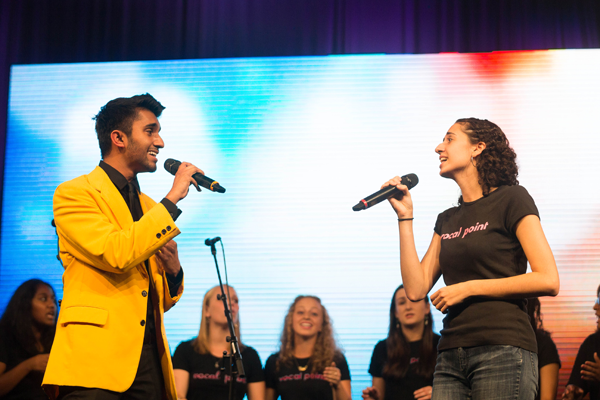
[204,236,222,246]
[352,202,365,212]
[401,173,419,190]
[164,158,181,175]
[212,183,226,193]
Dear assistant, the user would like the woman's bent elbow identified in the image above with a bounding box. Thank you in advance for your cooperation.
[404,286,429,302]
[545,277,560,297]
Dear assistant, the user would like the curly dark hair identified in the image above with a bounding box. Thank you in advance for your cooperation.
[0,279,57,356]
[526,297,552,339]
[93,93,165,158]
[383,285,436,380]
[455,118,519,204]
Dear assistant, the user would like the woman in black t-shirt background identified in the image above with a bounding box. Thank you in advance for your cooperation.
[527,297,561,400]
[363,284,440,400]
[172,285,265,400]
[264,295,351,400]
[0,279,57,399]
[563,284,600,400]
[383,118,559,400]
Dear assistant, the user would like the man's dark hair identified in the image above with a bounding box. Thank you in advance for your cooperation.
[93,93,165,158]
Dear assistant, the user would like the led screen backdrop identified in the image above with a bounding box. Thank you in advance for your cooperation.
[3,50,600,398]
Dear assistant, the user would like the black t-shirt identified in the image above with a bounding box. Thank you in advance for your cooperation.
[368,335,441,400]
[0,328,48,400]
[567,332,600,400]
[434,185,538,352]
[264,352,351,400]
[535,331,561,400]
[172,339,264,400]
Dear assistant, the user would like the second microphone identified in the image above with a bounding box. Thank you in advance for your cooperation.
[164,158,226,193]
[352,173,419,211]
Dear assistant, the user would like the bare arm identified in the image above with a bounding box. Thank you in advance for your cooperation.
[265,387,278,400]
[0,355,48,396]
[324,362,352,400]
[334,380,352,400]
[384,177,442,301]
[430,215,559,312]
[246,381,265,400]
[400,227,443,301]
[173,369,189,400]
[362,376,385,400]
[539,363,560,400]
[372,377,385,399]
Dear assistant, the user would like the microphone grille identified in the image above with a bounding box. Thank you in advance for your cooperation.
[402,173,419,190]
[164,158,181,175]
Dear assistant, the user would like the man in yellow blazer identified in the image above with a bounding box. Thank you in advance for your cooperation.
[42,94,205,400]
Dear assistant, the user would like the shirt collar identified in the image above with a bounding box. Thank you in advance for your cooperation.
[99,161,140,193]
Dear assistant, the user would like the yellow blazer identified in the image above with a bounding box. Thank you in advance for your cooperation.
[43,166,183,400]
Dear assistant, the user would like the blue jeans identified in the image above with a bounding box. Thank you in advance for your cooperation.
[431,345,538,400]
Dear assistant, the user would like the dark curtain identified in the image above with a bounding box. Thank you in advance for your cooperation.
[1,0,600,209]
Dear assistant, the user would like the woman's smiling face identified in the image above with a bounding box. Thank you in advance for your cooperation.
[292,297,323,339]
[435,123,478,179]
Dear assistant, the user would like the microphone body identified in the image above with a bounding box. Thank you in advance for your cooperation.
[164,159,226,193]
[205,237,221,246]
[352,173,419,211]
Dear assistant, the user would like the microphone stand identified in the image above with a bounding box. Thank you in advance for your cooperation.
[209,242,245,400]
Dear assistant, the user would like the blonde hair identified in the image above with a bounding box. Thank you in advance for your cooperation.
[192,285,243,354]
[277,295,339,373]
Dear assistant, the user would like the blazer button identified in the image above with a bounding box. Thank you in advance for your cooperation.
[162,229,167,235]
[156,233,161,239]
[166,226,172,231]
[142,290,148,297]
[140,320,146,327]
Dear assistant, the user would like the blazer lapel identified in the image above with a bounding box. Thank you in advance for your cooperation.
[88,167,148,277]
[87,166,134,230]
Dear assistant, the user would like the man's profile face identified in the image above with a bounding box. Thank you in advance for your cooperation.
[124,108,164,174]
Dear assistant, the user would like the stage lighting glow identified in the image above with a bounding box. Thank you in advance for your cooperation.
[3,50,600,397]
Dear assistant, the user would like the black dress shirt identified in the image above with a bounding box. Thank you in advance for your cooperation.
[99,161,183,344]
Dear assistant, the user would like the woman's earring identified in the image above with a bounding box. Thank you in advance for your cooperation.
[470,155,476,167]
[396,320,400,329]
[425,318,429,326]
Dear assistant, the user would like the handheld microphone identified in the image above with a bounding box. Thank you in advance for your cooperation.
[352,173,419,211]
[164,159,226,193]
[205,237,221,246]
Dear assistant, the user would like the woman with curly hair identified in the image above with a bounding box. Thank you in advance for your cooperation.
[172,285,265,400]
[382,118,559,400]
[0,279,57,399]
[363,284,440,400]
[264,295,351,400]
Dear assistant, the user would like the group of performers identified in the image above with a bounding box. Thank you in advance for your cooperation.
[1,278,599,400]
[0,93,595,399]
